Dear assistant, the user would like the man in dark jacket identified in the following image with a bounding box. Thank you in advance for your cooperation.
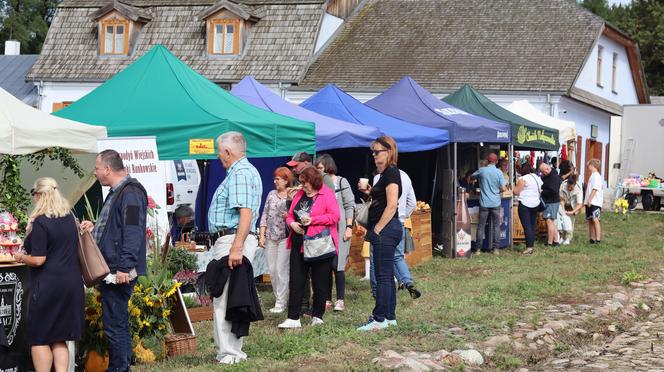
[81,149,147,372]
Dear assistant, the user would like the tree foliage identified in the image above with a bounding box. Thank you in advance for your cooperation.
[0,147,84,226]
[0,0,60,54]
[581,0,664,96]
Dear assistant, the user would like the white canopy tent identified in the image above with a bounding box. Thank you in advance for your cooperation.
[507,100,577,143]
[0,88,107,205]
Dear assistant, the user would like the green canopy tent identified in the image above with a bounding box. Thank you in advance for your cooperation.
[55,45,315,159]
[443,85,559,151]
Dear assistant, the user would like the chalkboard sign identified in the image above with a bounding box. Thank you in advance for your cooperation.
[0,264,30,371]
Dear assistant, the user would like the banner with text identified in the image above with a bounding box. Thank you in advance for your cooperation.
[97,137,169,244]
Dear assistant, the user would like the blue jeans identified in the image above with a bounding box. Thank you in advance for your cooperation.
[367,218,402,322]
[370,223,413,296]
[100,280,135,372]
[477,206,501,251]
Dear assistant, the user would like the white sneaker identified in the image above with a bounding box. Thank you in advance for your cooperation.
[562,239,571,245]
[218,355,241,365]
[269,306,285,313]
[277,318,301,329]
[311,317,324,326]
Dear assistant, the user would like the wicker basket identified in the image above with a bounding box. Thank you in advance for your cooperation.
[164,333,197,357]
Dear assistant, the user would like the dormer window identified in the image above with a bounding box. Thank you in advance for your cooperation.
[102,19,129,54]
[92,1,151,57]
[210,19,240,55]
[199,0,260,57]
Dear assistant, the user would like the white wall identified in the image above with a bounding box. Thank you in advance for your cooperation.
[621,105,664,177]
[574,35,639,106]
[558,96,611,183]
[36,82,100,113]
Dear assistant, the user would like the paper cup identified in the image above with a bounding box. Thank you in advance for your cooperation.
[359,178,369,189]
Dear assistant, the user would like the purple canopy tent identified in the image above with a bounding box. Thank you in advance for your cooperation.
[231,76,381,150]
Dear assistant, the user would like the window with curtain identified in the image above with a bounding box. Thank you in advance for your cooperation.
[209,19,240,55]
[101,20,129,55]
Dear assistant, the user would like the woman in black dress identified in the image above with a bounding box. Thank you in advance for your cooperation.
[14,177,83,372]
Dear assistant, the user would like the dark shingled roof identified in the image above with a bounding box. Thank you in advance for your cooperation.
[28,0,325,82]
[0,55,38,105]
[300,0,605,93]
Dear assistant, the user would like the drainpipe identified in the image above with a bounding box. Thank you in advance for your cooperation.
[547,93,554,116]
[37,80,45,111]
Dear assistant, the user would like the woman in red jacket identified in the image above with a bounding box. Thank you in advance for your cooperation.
[278,166,340,329]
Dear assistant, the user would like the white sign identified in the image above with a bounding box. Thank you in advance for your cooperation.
[97,137,168,242]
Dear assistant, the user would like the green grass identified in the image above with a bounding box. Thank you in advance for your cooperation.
[134,212,664,371]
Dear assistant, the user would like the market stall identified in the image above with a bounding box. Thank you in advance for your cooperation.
[366,77,511,256]
[300,83,450,267]
[443,85,561,247]
[53,45,317,232]
[1,88,107,371]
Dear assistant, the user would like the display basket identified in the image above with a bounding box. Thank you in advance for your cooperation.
[164,333,197,357]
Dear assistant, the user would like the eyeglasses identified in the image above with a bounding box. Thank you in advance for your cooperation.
[30,188,37,196]
[371,149,389,156]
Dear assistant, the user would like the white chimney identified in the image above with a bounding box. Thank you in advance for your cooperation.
[4,40,20,55]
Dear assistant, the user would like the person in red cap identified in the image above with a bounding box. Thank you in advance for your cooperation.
[471,152,507,255]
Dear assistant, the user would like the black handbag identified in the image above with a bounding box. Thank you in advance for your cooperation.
[531,174,547,212]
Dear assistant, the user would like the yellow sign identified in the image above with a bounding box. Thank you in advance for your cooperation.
[516,126,557,146]
[189,139,215,155]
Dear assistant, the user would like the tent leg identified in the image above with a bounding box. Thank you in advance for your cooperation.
[508,144,514,249]
[452,142,457,258]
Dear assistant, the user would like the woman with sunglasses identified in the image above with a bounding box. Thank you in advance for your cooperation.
[357,136,402,331]
[258,167,293,313]
[14,178,83,372]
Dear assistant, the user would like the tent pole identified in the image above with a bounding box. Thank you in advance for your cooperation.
[508,143,514,249]
[452,142,457,258]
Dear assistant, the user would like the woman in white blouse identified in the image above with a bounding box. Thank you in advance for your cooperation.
[513,163,543,254]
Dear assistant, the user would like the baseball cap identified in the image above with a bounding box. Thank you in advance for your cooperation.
[286,152,312,167]
[487,153,498,163]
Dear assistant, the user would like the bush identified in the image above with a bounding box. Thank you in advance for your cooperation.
[621,269,646,286]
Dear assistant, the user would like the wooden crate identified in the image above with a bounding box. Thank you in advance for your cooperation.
[512,202,525,242]
[347,210,432,276]
[405,210,432,267]
[512,201,547,243]
[187,306,213,322]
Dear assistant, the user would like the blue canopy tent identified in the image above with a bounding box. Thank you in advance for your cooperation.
[366,76,513,256]
[300,84,450,152]
[231,76,381,151]
[301,84,451,237]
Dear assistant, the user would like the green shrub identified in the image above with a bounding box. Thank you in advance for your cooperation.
[166,248,198,276]
[621,269,646,286]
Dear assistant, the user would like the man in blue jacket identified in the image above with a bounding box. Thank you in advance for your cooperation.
[81,149,147,372]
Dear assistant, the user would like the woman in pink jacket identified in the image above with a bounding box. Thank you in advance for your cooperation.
[278,166,339,329]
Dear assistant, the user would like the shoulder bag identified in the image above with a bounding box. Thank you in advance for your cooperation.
[354,199,370,228]
[530,174,547,212]
[303,228,336,262]
[75,217,110,287]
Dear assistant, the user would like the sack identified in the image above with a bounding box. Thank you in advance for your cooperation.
[303,228,336,262]
[76,219,110,287]
[355,199,371,228]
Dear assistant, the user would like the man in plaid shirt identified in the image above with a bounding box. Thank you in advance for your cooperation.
[207,131,262,365]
